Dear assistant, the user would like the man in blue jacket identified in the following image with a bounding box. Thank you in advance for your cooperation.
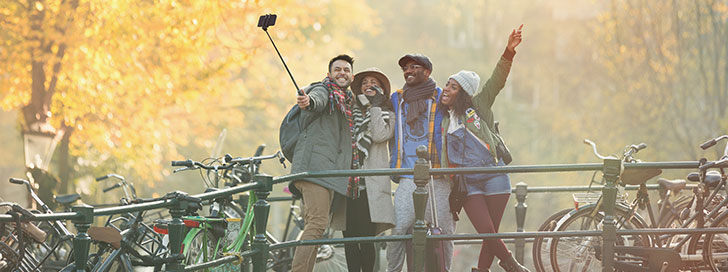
[387,54,453,271]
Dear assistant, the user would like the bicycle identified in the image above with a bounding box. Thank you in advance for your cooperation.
[59,190,202,272]
[0,200,45,271]
[4,178,80,272]
[83,174,177,271]
[532,140,654,272]
[696,134,728,271]
[545,140,658,271]
[167,149,286,270]
[548,140,728,271]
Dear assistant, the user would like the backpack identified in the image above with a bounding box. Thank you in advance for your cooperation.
[279,83,322,162]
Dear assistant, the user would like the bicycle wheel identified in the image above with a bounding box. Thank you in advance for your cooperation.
[222,202,245,219]
[549,205,650,272]
[702,210,728,271]
[185,228,221,265]
[532,207,572,272]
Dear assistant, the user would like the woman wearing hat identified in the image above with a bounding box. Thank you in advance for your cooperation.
[344,67,396,272]
[438,25,529,272]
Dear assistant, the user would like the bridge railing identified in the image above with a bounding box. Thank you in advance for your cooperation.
[3,145,723,271]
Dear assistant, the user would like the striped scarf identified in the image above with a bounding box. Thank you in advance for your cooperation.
[322,77,361,199]
[353,105,390,161]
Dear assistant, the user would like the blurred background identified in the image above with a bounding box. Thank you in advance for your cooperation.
[1,0,727,270]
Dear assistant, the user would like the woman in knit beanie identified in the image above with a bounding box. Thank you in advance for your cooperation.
[437,25,529,272]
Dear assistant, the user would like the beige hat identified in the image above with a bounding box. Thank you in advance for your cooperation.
[351,67,391,97]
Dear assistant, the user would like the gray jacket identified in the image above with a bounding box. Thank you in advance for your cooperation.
[289,82,353,197]
[331,106,396,234]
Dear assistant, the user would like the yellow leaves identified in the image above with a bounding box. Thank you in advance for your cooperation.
[34,1,44,11]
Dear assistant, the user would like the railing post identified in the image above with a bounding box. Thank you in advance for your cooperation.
[167,197,188,271]
[514,182,528,263]
[72,204,93,271]
[601,158,622,272]
[252,174,272,272]
[412,145,430,272]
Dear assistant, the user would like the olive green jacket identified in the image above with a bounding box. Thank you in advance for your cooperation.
[289,82,353,197]
[441,56,512,168]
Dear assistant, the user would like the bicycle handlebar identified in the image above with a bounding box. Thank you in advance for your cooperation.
[584,139,611,160]
[171,160,194,167]
[9,178,26,185]
[226,150,284,164]
[103,183,121,193]
[699,158,728,172]
[0,202,35,218]
[632,143,647,152]
[171,151,285,173]
[130,191,202,205]
[700,135,727,150]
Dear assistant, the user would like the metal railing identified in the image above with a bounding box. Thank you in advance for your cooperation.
[2,145,723,272]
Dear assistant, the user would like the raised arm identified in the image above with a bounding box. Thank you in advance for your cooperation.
[473,24,523,109]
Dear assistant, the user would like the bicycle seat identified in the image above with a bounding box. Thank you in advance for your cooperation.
[54,193,80,205]
[620,168,662,185]
[657,178,686,193]
[686,172,700,182]
[704,171,722,188]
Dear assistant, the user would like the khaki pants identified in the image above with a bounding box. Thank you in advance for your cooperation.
[291,181,334,272]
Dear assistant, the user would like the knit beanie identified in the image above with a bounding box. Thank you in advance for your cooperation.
[448,70,480,97]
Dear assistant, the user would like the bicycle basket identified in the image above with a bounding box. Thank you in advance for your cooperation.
[572,190,628,207]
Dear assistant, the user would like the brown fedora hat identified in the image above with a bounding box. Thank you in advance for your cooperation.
[351,67,391,97]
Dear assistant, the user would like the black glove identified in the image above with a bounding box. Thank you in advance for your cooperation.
[366,86,386,107]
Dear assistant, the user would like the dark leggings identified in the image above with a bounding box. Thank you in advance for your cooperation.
[463,193,511,270]
[343,190,376,272]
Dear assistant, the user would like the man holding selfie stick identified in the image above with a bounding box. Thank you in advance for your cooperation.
[289,54,357,272]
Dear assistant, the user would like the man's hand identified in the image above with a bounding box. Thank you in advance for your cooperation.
[297,91,310,109]
[507,24,523,52]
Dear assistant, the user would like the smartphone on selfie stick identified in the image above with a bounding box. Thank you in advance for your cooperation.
[258,14,303,95]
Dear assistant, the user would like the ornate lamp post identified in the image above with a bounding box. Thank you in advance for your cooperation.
[23,130,57,171]
[21,122,60,208]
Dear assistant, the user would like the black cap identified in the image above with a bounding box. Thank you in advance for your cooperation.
[398,54,432,71]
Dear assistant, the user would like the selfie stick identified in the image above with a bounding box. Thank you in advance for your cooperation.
[258,14,302,95]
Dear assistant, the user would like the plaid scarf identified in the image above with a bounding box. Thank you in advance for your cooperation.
[322,77,361,199]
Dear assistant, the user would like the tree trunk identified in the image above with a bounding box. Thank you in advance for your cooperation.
[57,127,73,194]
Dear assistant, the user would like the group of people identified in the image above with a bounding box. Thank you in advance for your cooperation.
[287,25,528,272]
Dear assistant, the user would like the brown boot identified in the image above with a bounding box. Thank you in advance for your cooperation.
[498,252,530,272]
[471,267,490,272]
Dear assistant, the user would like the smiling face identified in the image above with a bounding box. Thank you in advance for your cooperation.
[328,60,353,88]
[401,60,430,86]
[361,76,381,96]
[441,78,462,106]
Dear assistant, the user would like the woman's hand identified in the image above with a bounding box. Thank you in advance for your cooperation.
[506,24,523,52]
[367,86,386,107]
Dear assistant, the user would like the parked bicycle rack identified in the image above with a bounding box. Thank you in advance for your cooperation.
[4,145,728,272]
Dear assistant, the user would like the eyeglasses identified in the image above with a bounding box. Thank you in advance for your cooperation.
[401,64,423,72]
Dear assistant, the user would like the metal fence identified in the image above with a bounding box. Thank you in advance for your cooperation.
[2,145,726,272]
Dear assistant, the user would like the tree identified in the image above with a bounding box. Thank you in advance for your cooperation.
[1,0,378,197]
